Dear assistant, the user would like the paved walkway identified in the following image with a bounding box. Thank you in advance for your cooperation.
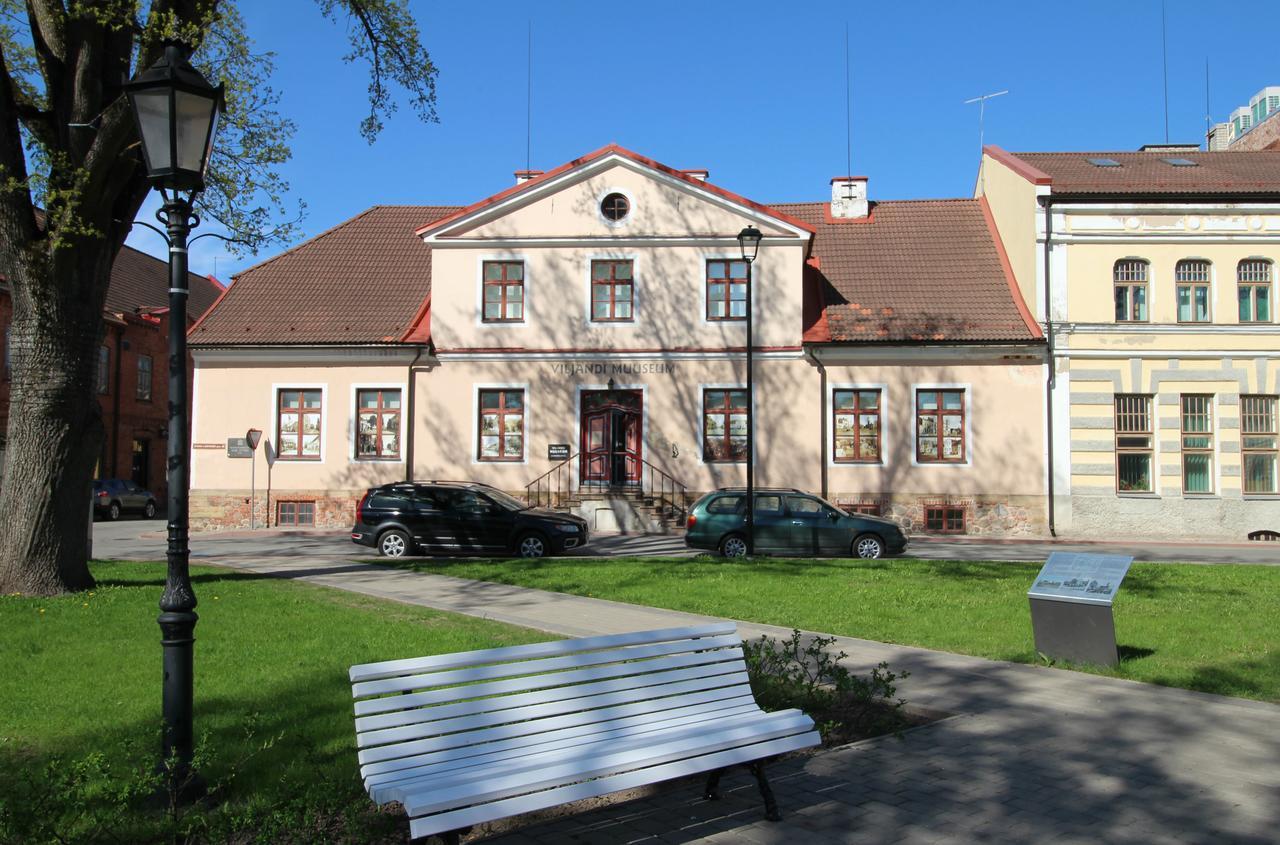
[191,552,1279,844]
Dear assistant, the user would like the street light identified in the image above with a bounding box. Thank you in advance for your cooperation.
[736,226,762,555]
[125,41,223,796]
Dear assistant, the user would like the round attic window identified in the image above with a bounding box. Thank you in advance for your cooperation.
[600,192,630,222]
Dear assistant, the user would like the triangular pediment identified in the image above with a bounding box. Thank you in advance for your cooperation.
[417,146,813,243]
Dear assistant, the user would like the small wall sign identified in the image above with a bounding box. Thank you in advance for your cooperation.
[227,437,253,458]
[547,443,571,461]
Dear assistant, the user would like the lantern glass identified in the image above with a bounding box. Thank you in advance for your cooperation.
[737,226,763,262]
[174,89,218,174]
[131,89,173,172]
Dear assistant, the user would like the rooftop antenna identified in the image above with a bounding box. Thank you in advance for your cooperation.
[526,20,532,172]
[1161,0,1169,143]
[844,22,852,182]
[965,89,1008,193]
[1204,58,1211,148]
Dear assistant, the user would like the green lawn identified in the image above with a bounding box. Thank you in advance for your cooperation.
[382,555,1280,702]
[0,561,549,843]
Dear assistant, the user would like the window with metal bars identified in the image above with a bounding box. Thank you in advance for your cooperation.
[1237,259,1272,323]
[1114,395,1154,493]
[1175,259,1211,323]
[1113,259,1149,322]
[1180,395,1214,494]
[590,260,634,321]
[1241,395,1278,494]
[482,261,524,322]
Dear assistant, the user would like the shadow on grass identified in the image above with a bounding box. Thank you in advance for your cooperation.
[1152,651,1280,700]
[1118,645,1157,661]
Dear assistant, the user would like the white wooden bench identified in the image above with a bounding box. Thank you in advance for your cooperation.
[349,622,821,843]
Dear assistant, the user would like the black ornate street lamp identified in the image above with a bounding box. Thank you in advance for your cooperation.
[125,42,223,795]
[737,225,762,556]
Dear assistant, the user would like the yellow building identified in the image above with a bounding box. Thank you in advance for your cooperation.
[981,147,1280,539]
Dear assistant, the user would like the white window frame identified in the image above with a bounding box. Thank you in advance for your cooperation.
[472,382,531,466]
[349,382,408,464]
[270,382,328,463]
[828,382,889,467]
[696,382,756,467]
[910,382,972,468]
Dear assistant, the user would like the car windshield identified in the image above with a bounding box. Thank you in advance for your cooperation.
[482,488,528,511]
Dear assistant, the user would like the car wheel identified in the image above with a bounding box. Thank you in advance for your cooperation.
[378,529,411,558]
[144,501,157,519]
[517,533,548,558]
[719,534,748,558]
[853,534,884,559]
[108,502,121,521]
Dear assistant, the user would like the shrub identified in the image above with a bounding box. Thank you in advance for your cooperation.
[741,629,910,746]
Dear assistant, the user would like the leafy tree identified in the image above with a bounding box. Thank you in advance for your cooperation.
[0,0,437,595]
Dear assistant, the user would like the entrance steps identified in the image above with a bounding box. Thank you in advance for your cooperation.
[565,491,687,535]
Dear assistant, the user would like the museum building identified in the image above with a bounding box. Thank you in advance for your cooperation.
[186,144,1054,535]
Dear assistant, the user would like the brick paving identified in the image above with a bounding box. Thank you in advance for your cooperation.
[194,554,1280,844]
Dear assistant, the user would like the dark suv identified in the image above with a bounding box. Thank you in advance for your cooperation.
[351,481,589,558]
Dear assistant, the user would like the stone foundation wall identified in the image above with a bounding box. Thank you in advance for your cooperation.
[1068,494,1279,541]
[190,489,361,531]
[830,493,1047,537]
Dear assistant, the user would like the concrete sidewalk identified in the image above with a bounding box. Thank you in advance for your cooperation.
[202,554,1279,844]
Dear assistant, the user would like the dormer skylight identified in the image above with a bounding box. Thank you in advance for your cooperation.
[1088,157,1122,167]
[1162,157,1199,167]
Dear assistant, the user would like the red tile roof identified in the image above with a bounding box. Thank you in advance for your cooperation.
[773,200,1042,344]
[189,206,460,345]
[107,245,223,321]
[990,146,1280,196]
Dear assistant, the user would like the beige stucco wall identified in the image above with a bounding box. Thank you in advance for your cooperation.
[428,162,808,352]
[976,153,1040,315]
[191,355,416,498]
[429,242,806,352]
[1063,239,1280,325]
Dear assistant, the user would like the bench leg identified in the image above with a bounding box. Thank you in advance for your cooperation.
[748,761,782,822]
[434,827,471,845]
[703,768,725,801]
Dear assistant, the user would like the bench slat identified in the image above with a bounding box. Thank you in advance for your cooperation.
[354,648,743,732]
[350,623,736,683]
[352,634,741,700]
[384,710,811,806]
[406,731,821,840]
[357,686,758,766]
[360,697,761,785]
[357,672,752,756]
[356,662,747,746]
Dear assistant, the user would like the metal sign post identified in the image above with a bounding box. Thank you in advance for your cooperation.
[1027,552,1134,667]
[246,429,262,530]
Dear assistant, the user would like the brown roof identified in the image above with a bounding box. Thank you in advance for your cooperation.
[993,147,1280,196]
[108,245,223,321]
[771,200,1042,344]
[190,205,460,345]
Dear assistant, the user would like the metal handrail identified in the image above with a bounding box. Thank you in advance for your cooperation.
[525,452,580,509]
[524,451,690,526]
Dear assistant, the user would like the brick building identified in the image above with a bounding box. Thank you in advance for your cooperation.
[0,244,224,501]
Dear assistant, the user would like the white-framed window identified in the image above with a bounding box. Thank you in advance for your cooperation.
[1237,259,1272,323]
[1242,395,1279,495]
[1175,259,1212,323]
[1180,394,1214,494]
[355,388,402,460]
[914,386,969,465]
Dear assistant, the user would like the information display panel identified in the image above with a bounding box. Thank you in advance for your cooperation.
[1027,553,1133,606]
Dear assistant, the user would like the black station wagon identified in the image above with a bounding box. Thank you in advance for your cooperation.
[684,488,909,559]
[351,481,589,558]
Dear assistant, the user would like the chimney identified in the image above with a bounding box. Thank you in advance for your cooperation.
[681,168,710,182]
[514,169,544,184]
[830,176,869,220]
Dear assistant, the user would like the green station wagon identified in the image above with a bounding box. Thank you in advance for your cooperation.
[684,488,909,559]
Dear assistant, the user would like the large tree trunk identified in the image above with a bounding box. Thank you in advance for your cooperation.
[0,240,115,595]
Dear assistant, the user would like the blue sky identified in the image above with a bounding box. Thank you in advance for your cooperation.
[128,0,1280,280]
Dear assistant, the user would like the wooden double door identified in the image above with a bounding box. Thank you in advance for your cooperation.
[580,389,643,486]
